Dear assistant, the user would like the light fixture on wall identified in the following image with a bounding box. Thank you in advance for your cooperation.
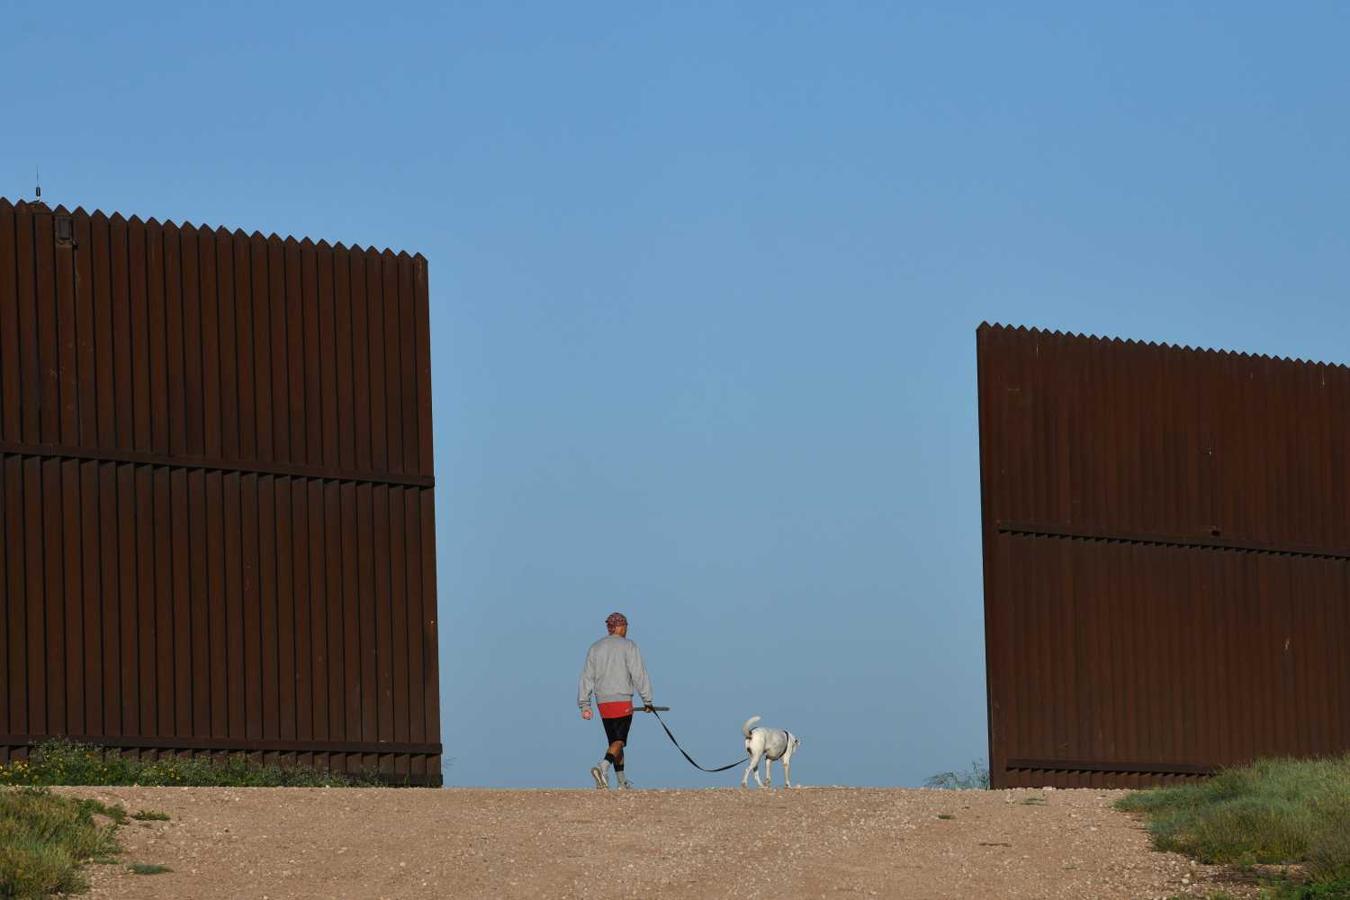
[55,214,75,247]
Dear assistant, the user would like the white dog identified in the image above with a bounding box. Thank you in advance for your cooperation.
[741,716,800,788]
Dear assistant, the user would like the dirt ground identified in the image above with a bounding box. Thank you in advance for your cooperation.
[61,785,1258,899]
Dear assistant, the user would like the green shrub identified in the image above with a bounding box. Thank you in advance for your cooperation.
[1117,755,1350,895]
[1265,877,1350,899]
[0,741,382,788]
[0,787,123,898]
[925,759,990,790]
[131,810,171,822]
[1306,808,1350,886]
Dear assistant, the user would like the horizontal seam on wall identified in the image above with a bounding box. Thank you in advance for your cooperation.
[1005,757,1215,775]
[0,735,443,755]
[0,440,434,489]
[997,522,1350,562]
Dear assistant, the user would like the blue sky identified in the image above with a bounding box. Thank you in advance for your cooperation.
[3,2,1348,787]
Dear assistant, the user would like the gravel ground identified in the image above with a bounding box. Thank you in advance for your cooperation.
[60,786,1258,899]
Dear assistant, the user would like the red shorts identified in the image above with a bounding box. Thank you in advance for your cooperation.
[598,700,633,719]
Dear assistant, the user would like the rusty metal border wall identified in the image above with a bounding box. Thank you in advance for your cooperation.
[978,323,1350,789]
[0,199,441,784]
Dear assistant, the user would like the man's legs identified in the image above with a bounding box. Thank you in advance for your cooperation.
[609,740,630,787]
[592,714,633,789]
[591,740,624,786]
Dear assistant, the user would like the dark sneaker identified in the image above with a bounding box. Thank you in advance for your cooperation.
[590,766,608,789]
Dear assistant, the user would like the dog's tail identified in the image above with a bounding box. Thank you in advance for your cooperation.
[742,715,761,738]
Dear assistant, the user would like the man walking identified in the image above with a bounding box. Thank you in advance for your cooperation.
[578,612,654,789]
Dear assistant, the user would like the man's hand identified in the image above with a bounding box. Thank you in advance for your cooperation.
[581,708,593,720]
[642,703,655,714]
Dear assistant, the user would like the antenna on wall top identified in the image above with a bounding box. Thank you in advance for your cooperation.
[35,165,41,200]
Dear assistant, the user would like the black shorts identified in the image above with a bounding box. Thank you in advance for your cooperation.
[602,714,632,745]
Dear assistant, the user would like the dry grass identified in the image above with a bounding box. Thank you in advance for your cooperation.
[0,787,123,898]
[1118,756,1350,898]
[0,740,379,788]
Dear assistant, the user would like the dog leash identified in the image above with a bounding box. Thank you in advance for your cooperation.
[648,709,748,773]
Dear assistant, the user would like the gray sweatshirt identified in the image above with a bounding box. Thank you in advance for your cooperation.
[578,634,653,709]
